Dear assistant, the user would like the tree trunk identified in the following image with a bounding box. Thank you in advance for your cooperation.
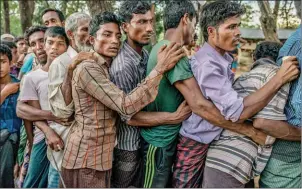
[3,1,10,34]
[61,0,68,16]
[257,1,280,42]
[19,0,35,33]
[87,0,114,17]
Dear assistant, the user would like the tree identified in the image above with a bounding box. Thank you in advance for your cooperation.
[19,0,35,33]
[278,0,300,29]
[3,1,10,33]
[257,0,280,42]
[86,0,114,17]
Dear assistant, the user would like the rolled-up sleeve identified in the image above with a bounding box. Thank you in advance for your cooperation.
[196,59,243,122]
[48,60,74,118]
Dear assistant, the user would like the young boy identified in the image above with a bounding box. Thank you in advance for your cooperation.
[0,44,23,187]
[19,26,69,188]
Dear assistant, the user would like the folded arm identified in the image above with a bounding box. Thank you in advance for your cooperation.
[17,100,55,121]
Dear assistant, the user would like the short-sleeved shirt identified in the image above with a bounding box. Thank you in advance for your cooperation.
[0,75,22,134]
[109,41,149,151]
[140,40,194,148]
[19,68,50,144]
[206,58,290,184]
[180,42,243,144]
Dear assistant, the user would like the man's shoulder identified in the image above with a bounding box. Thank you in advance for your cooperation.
[52,52,72,67]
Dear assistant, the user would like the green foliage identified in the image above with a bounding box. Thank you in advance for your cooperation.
[278,0,300,29]
[1,1,22,36]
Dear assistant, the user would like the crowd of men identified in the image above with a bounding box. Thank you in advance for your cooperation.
[0,0,301,188]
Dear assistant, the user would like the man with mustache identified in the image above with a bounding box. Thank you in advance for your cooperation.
[109,1,191,188]
[169,1,299,188]
[47,12,92,188]
[61,11,185,188]
[18,26,69,188]
[42,8,65,27]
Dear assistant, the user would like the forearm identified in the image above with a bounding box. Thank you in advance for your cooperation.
[23,120,34,146]
[239,76,283,121]
[0,90,9,105]
[33,120,51,134]
[127,111,180,127]
[17,101,52,121]
[60,66,73,106]
[254,118,301,141]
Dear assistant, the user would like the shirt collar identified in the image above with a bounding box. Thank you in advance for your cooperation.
[123,41,148,65]
[67,46,78,59]
[251,58,277,69]
[89,49,108,68]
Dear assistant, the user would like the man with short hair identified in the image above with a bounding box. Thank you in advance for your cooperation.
[41,8,65,27]
[109,2,190,187]
[1,41,19,77]
[19,26,69,188]
[47,12,92,188]
[260,1,302,187]
[61,11,185,188]
[1,33,15,42]
[14,36,28,56]
[0,44,22,188]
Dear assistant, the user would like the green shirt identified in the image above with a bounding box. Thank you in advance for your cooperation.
[140,40,193,147]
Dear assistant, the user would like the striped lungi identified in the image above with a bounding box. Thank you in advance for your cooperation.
[61,168,112,188]
[172,134,209,188]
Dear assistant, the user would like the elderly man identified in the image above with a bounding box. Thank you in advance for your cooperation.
[47,12,91,188]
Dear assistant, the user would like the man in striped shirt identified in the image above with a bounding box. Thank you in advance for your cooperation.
[203,41,301,187]
[109,1,191,188]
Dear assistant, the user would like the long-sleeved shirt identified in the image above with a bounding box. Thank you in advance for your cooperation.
[48,46,77,171]
[62,51,163,171]
[109,41,149,151]
[179,42,244,144]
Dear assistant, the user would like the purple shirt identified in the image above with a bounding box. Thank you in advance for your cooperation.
[179,42,244,144]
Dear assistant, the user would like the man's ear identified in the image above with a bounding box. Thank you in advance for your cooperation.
[182,13,190,26]
[207,26,216,39]
[121,22,129,34]
[66,30,74,40]
[62,21,65,27]
[89,35,95,45]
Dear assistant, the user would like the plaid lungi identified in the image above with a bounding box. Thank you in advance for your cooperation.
[61,168,112,188]
[48,164,60,188]
[111,148,142,188]
[172,134,209,188]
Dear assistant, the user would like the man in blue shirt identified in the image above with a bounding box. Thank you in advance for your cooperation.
[260,1,301,187]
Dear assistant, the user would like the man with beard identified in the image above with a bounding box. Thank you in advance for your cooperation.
[18,26,69,188]
[47,12,92,188]
[109,1,191,188]
[61,11,185,188]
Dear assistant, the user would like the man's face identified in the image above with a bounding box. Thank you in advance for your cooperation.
[91,23,122,58]
[16,39,28,55]
[123,11,154,46]
[0,54,11,78]
[183,16,197,46]
[11,47,18,64]
[29,31,47,64]
[42,11,64,27]
[210,16,241,52]
[44,36,68,62]
[74,19,92,52]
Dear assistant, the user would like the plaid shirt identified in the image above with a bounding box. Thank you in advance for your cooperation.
[0,75,22,134]
[62,51,163,171]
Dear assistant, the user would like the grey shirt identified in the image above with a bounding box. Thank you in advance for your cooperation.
[109,41,149,151]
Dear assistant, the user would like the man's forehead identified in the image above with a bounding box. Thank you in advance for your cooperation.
[97,23,121,33]
[223,16,241,25]
[131,11,153,21]
[29,31,45,41]
[43,11,60,20]
[45,36,66,42]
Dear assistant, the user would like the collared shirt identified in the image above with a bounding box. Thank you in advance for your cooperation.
[62,51,163,171]
[0,75,22,134]
[47,46,77,171]
[109,41,149,151]
[206,58,290,184]
[180,42,244,144]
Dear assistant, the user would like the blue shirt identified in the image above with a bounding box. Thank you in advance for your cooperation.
[180,42,244,144]
[0,75,22,134]
[276,25,301,127]
[20,54,34,74]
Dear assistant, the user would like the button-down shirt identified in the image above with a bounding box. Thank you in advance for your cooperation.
[180,42,244,144]
[0,75,22,134]
[48,46,77,171]
[109,41,149,151]
[62,51,163,171]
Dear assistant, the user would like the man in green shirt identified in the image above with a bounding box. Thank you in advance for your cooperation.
[141,1,196,187]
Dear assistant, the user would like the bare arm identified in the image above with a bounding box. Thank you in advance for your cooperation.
[60,65,73,106]
[175,77,267,145]
[16,100,56,121]
[1,83,19,105]
[127,101,191,127]
[0,90,10,105]
[23,120,34,148]
[253,118,301,141]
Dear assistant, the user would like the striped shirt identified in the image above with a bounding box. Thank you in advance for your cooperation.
[109,42,149,151]
[62,51,163,171]
[205,58,290,184]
